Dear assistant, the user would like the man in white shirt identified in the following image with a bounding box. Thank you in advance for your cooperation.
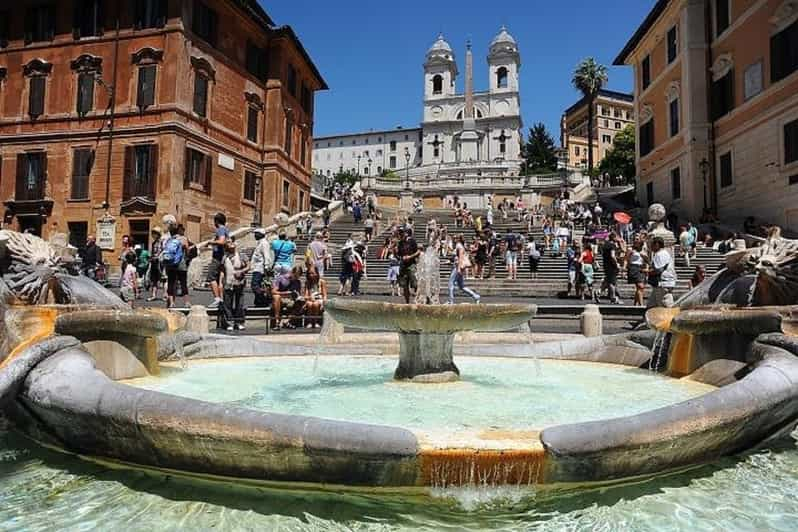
[678,226,691,268]
[648,236,677,308]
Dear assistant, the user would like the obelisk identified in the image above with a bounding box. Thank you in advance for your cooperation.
[459,40,480,162]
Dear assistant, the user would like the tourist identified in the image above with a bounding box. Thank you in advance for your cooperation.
[526,237,541,279]
[119,235,134,266]
[79,234,103,281]
[304,263,327,326]
[206,213,229,308]
[271,231,297,275]
[551,232,561,257]
[448,235,481,304]
[647,236,677,308]
[145,228,166,301]
[271,266,304,330]
[353,201,362,224]
[678,225,692,268]
[505,231,520,280]
[687,222,699,260]
[627,240,646,307]
[350,240,366,296]
[486,204,494,226]
[690,264,706,289]
[543,219,553,250]
[250,228,274,308]
[397,226,420,304]
[162,224,188,309]
[580,243,597,302]
[566,242,578,294]
[307,231,329,277]
[119,253,138,307]
[601,232,622,304]
[485,230,499,279]
[473,234,487,279]
[363,215,375,242]
[322,206,331,228]
[219,242,248,331]
[387,247,401,296]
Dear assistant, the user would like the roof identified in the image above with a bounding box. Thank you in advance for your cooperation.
[314,126,423,142]
[240,0,275,27]
[613,0,670,65]
[271,25,328,90]
[563,89,634,116]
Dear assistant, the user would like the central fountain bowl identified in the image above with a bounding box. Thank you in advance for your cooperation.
[325,299,537,382]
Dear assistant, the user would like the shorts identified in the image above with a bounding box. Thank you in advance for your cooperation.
[364,227,373,237]
[505,251,518,266]
[568,269,576,284]
[627,264,644,285]
[387,265,399,282]
[398,264,417,291]
[275,262,292,276]
[120,286,135,302]
[149,260,163,285]
[206,258,223,284]
[604,268,619,285]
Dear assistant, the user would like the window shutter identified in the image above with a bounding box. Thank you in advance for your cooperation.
[247,106,258,142]
[40,152,47,197]
[184,147,192,188]
[193,75,207,117]
[148,144,159,197]
[77,73,94,117]
[24,9,34,44]
[123,146,134,199]
[204,153,212,194]
[208,8,218,47]
[73,1,82,39]
[15,154,26,199]
[29,77,45,118]
[137,66,155,109]
[96,0,105,35]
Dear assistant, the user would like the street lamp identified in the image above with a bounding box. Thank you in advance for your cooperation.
[404,147,411,190]
[367,157,373,176]
[699,157,710,211]
[356,154,362,176]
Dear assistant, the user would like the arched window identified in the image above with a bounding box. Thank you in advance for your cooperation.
[432,74,443,95]
[457,110,463,120]
[496,67,508,88]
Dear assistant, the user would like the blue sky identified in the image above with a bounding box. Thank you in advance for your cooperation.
[261,0,655,143]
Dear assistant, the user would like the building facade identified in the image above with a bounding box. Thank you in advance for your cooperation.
[615,0,798,230]
[312,27,523,186]
[560,89,634,169]
[0,0,326,256]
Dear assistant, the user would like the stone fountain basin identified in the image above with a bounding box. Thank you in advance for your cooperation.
[5,327,798,489]
[325,299,537,333]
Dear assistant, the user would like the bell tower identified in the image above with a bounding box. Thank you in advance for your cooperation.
[488,26,520,93]
[424,33,457,100]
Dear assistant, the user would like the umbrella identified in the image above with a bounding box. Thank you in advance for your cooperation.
[613,211,632,224]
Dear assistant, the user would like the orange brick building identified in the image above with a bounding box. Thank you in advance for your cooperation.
[615,0,798,230]
[0,0,326,255]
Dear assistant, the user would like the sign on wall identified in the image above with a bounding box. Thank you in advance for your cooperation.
[96,214,116,250]
[744,61,763,101]
[218,153,235,170]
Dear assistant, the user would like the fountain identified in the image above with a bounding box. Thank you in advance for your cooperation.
[1,225,798,512]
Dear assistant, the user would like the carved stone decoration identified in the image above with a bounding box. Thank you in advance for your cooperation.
[70,54,103,73]
[0,230,60,304]
[639,103,654,123]
[665,80,680,102]
[0,68,7,82]
[190,56,216,81]
[23,59,53,78]
[244,91,264,110]
[711,53,734,81]
[770,1,798,33]
[131,47,164,65]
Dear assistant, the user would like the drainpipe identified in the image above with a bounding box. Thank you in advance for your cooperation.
[102,5,121,213]
[704,1,717,216]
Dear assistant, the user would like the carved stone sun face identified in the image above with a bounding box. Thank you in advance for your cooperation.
[744,237,798,306]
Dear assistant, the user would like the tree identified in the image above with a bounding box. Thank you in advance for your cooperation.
[333,169,358,187]
[599,124,636,186]
[521,122,558,174]
[572,57,608,173]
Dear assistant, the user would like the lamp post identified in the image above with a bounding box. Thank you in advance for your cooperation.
[404,147,411,190]
[356,154,362,177]
[367,157,373,176]
[699,158,710,212]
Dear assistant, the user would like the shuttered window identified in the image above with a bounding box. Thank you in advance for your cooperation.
[123,144,158,200]
[73,0,104,39]
[666,26,678,64]
[287,65,297,97]
[76,73,95,117]
[669,98,680,137]
[771,19,798,83]
[246,41,268,83]
[247,106,259,143]
[29,77,46,118]
[16,152,47,201]
[184,148,212,193]
[639,119,655,157]
[671,167,681,200]
[641,55,651,90]
[24,5,55,43]
[784,118,798,165]
[193,74,209,117]
[715,0,730,37]
[711,70,734,120]
[243,171,257,202]
[646,182,654,206]
[192,0,218,46]
[719,151,733,188]
[133,0,167,30]
[71,149,94,199]
[137,65,156,109]
[284,120,293,156]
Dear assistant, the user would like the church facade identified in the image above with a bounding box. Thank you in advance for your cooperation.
[313,27,523,181]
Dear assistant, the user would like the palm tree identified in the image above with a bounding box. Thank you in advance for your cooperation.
[572,57,609,173]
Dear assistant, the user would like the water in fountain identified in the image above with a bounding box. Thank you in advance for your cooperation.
[313,311,344,374]
[648,330,671,371]
[518,321,542,376]
[175,334,187,370]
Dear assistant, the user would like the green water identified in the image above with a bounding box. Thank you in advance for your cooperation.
[131,356,711,431]
[1,356,797,530]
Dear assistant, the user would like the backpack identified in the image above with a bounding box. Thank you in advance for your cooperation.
[162,236,184,268]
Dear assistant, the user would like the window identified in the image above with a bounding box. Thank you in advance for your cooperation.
[646,182,654,206]
[137,65,156,109]
[299,190,305,210]
[301,84,312,113]
[247,106,259,143]
[73,0,104,39]
[192,1,218,46]
[390,140,397,152]
[615,121,622,129]
[29,77,46,118]
[669,98,680,136]
[287,65,297,97]
[671,167,681,199]
[771,19,798,83]
[790,174,798,185]
[432,74,443,94]
[603,119,609,127]
[284,119,293,156]
[404,134,409,141]
[376,149,382,156]
[282,181,290,206]
[24,4,55,43]
[640,119,655,157]
[614,109,621,118]
[71,149,94,199]
[667,25,678,63]
[184,147,211,192]
[711,70,734,120]
[575,146,580,156]
[602,134,611,143]
[719,151,733,188]
[243,170,258,202]
[641,55,651,90]
[389,156,397,169]
[715,0,730,37]
[0,10,9,48]
[602,106,610,116]
[496,67,508,88]
[300,131,307,166]
[67,222,88,251]
[785,118,798,165]
[193,73,209,117]
[133,0,167,30]
[76,73,95,117]
[16,152,47,201]
[245,41,268,83]
[123,144,158,200]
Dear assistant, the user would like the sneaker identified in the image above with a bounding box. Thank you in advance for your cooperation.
[473,296,481,304]
[614,298,624,305]
[226,325,234,331]
[235,324,246,331]
[207,298,221,309]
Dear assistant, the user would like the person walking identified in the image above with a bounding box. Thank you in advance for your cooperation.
[626,240,646,307]
[601,232,623,304]
[119,253,139,307]
[397,226,420,304]
[647,236,677,308]
[580,244,597,302]
[526,237,541,279]
[505,231,520,280]
[308,232,329,277]
[206,213,229,308]
[146,228,164,301]
[448,235,480,304]
[162,224,187,309]
[363,215,375,243]
[250,228,274,308]
[679,225,692,268]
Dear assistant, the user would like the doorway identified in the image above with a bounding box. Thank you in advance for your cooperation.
[17,216,43,236]
[129,219,151,250]
[67,221,88,252]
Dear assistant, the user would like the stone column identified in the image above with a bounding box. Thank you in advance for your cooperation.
[395,331,459,383]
